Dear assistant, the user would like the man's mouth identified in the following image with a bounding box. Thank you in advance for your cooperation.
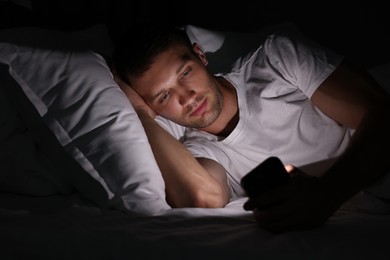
[190,99,207,117]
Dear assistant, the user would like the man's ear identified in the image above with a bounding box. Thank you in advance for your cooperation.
[192,42,208,66]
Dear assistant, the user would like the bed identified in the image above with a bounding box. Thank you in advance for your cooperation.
[1,192,390,260]
[1,1,390,259]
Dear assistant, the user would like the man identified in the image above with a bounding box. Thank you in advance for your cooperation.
[112,23,390,233]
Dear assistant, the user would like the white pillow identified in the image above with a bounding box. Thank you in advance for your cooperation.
[185,22,300,74]
[0,42,170,215]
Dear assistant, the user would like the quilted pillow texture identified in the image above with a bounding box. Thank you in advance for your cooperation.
[0,42,170,215]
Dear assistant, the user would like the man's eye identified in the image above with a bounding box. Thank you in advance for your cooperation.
[159,91,170,103]
[181,68,191,79]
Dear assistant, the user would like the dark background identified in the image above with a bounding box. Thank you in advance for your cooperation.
[1,0,389,68]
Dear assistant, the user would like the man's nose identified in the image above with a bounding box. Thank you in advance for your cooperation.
[178,87,196,106]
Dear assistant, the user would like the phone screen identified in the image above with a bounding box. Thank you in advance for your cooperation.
[241,157,290,198]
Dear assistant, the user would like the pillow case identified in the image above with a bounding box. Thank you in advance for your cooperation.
[185,22,300,74]
[0,42,170,215]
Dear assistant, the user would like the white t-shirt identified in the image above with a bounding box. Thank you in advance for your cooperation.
[157,32,354,198]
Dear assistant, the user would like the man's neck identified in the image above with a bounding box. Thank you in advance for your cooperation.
[199,77,239,137]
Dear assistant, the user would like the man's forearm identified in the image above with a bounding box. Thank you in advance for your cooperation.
[136,110,230,208]
[320,105,390,205]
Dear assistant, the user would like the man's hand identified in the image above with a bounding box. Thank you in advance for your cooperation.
[243,167,343,234]
[113,71,157,119]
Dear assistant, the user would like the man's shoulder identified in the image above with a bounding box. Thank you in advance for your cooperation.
[155,116,186,141]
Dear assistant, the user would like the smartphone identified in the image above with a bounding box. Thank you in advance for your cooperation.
[241,156,290,198]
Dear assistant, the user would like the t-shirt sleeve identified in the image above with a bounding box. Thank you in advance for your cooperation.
[183,136,221,162]
[155,116,186,141]
[263,32,344,98]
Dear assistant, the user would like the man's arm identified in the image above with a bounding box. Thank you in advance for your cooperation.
[115,75,230,208]
[311,59,390,198]
[244,59,390,233]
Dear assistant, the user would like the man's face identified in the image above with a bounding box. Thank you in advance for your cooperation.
[130,44,223,128]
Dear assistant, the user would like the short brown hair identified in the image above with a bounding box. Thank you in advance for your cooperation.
[112,23,192,85]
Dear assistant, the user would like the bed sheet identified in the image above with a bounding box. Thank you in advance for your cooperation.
[0,191,389,260]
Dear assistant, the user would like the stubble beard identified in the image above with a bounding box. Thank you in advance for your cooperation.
[183,87,223,129]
